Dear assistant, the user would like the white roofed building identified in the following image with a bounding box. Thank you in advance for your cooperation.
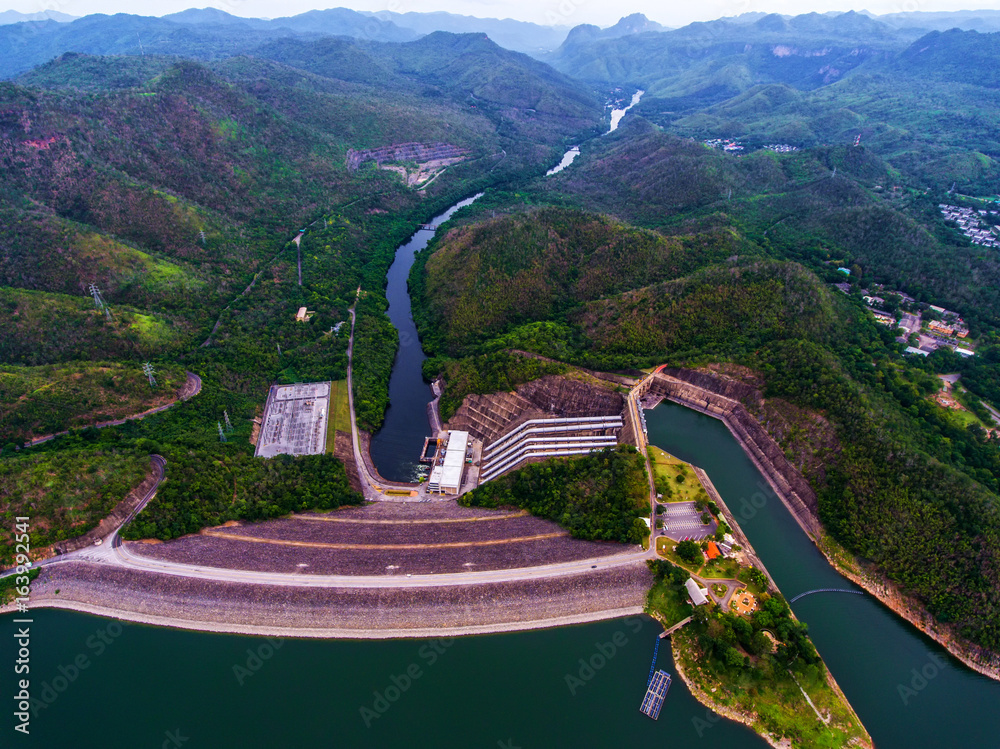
[685,578,709,606]
[427,430,469,495]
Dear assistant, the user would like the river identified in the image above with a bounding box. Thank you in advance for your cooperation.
[7,86,999,745]
[608,89,644,133]
[544,88,644,177]
[367,194,482,482]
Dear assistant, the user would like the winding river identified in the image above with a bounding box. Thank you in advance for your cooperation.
[6,89,1000,747]
[368,194,482,482]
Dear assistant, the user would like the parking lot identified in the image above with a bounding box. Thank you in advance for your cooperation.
[661,501,717,541]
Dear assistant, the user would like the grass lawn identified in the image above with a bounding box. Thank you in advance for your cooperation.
[326,379,351,453]
[738,566,768,596]
[656,537,742,579]
[646,578,694,628]
[648,445,711,503]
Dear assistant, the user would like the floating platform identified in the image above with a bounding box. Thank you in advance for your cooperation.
[640,670,672,720]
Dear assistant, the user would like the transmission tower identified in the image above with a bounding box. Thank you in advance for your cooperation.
[142,362,157,388]
[224,410,233,433]
[87,284,112,320]
[217,422,227,443]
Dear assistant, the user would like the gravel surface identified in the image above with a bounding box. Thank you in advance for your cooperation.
[206,513,568,545]
[129,533,625,575]
[26,561,653,636]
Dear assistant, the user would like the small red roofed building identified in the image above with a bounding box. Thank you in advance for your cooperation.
[706,541,721,560]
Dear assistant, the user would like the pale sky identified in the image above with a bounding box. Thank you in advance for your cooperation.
[4,0,1000,30]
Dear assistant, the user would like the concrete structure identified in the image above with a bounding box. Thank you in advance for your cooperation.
[255,382,330,458]
[479,415,623,483]
[685,578,708,606]
[427,430,469,495]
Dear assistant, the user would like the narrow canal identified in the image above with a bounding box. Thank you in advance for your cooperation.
[644,401,1000,746]
[9,402,999,747]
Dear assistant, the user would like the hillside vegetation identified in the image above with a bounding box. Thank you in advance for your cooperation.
[415,120,1000,656]
[460,445,649,543]
[0,39,602,550]
[0,447,149,563]
[0,361,187,444]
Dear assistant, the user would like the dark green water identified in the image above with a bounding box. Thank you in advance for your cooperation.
[369,195,481,482]
[4,402,998,748]
[644,401,1000,747]
[2,611,762,748]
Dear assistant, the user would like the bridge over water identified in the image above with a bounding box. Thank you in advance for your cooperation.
[790,588,865,604]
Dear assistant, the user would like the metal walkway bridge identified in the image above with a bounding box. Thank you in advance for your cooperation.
[790,588,865,603]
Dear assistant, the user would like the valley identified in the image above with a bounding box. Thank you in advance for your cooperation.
[3,6,1000,748]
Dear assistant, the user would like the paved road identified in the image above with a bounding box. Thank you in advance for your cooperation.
[24,373,202,448]
[0,454,166,580]
[86,541,651,589]
[4,445,655,591]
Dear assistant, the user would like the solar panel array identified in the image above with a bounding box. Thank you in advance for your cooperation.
[639,670,672,720]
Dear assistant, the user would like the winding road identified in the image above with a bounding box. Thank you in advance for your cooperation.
[23,372,202,448]
[4,447,651,590]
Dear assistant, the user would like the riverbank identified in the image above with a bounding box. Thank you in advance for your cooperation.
[670,640,785,749]
[647,462,873,748]
[816,536,1000,683]
[647,368,1000,683]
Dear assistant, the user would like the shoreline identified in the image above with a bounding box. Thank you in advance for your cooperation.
[669,638,784,749]
[0,595,644,640]
[653,371,1000,684]
[816,540,1000,682]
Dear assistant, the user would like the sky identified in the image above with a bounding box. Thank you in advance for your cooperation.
[4,0,1000,29]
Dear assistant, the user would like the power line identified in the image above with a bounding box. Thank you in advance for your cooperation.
[142,362,157,388]
[87,284,112,320]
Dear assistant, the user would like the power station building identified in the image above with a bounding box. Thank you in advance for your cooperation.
[427,430,469,495]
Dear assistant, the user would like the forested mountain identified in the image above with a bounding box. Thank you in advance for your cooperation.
[0,27,604,557]
[0,37,600,430]
[4,3,1000,669]
[412,123,1000,654]
[361,10,567,53]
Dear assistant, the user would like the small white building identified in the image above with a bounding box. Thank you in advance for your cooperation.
[685,578,709,606]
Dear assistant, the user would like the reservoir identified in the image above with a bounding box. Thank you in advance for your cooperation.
[6,403,1000,747]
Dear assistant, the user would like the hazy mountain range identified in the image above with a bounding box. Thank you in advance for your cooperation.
[3,5,1000,77]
